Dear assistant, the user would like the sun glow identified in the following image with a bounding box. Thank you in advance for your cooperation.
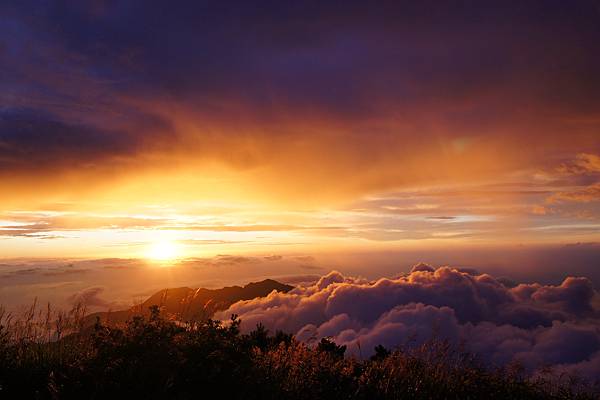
[147,239,180,262]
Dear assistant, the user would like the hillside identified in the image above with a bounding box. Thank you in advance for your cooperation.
[83,279,293,327]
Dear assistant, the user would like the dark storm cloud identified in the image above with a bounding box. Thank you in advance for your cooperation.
[30,0,600,110]
[2,0,600,176]
[0,108,137,169]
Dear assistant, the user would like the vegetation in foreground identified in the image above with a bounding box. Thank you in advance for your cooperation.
[0,304,597,400]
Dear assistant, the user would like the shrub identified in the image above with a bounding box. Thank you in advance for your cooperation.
[0,304,596,399]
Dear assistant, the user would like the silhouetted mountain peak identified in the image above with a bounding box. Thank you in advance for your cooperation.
[85,279,293,327]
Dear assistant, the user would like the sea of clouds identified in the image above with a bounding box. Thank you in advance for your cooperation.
[218,264,600,380]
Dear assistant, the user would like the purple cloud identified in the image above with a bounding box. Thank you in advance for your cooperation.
[217,266,600,380]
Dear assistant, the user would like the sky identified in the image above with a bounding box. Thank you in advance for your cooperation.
[1,1,600,260]
[2,1,600,379]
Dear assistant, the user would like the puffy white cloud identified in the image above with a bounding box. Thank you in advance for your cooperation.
[217,266,600,378]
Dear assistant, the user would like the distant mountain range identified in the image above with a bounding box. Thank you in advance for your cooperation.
[84,279,293,327]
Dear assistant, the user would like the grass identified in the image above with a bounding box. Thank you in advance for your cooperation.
[0,302,597,399]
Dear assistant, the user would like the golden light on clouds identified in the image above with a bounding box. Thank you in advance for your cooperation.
[1,0,600,259]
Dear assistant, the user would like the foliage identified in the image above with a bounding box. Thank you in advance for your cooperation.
[0,304,597,399]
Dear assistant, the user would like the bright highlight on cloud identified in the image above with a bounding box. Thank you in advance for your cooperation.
[218,264,600,379]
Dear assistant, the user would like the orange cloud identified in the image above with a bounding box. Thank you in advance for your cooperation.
[547,183,600,204]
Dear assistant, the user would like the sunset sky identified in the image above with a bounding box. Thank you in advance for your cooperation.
[4,3,600,386]
[1,1,600,260]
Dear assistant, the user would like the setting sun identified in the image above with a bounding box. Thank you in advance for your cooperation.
[147,239,180,261]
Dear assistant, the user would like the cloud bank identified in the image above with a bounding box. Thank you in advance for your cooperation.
[218,265,600,380]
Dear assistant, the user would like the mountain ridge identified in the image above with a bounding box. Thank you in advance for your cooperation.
[84,278,293,327]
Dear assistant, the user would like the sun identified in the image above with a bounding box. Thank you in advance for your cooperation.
[147,239,180,262]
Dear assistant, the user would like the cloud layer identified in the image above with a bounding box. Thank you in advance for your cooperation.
[2,1,600,205]
[218,265,600,380]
